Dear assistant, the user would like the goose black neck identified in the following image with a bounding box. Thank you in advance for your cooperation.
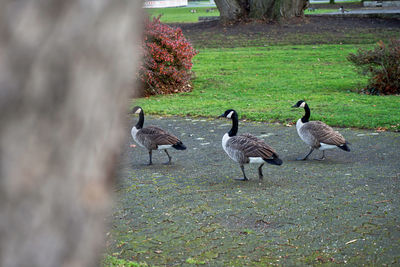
[228,113,238,137]
[135,110,144,129]
[302,103,310,123]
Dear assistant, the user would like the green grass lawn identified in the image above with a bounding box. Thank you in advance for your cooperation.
[139,6,400,131]
[145,7,219,23]
[135,44,400,130]
[304,8,337,14]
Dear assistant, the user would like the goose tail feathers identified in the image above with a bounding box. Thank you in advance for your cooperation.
[173,141,187,150]
[265,155,283,166]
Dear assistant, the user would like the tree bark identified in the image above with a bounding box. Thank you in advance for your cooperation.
[215,0,308,23]
[0,1,143,267]
[214,0,246,22]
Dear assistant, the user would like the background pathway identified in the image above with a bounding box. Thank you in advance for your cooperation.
[109,115,400,266]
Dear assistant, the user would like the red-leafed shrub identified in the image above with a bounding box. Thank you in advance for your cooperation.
[139,16,197,96]
[347,39,400,95]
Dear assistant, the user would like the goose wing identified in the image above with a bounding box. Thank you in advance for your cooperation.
[240,133,264,143]
[303,121,346,145]
[141,126,180,145]
[229,134,277,159]
[141,125,167,135]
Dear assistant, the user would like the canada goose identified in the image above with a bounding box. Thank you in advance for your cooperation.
[219,109,282,181]
[338,6,348,13]
[131,106,186,165]
[292,100,350,160]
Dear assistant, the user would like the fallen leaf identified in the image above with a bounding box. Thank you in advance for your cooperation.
[345,239,357,245]
[374,199,391,204]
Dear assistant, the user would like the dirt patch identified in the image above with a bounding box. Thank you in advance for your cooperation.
[172,17,400,48]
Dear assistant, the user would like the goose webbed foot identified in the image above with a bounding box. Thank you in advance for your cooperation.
[163,150,172,165]
[236,165,249,181]
[296,148,314,161]
[314,151,326,161]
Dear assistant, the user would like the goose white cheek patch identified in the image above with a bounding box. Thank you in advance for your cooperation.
[299,102,306,108]
[135,108,142,114]
[226,111,234,119]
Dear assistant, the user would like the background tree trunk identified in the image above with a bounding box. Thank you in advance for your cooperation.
[215,0,308,23]
[0,1,143,267]
[214,0,246,22]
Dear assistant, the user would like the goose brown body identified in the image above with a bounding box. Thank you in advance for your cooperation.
[220,109,282,181]
[297,121,347,149]
[131,106,186,165]
[223,133,279,165]
[134,126,182,150]
[293,100,350,160]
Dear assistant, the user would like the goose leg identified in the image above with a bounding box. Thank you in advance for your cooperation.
[258,163,264,180]
[164,149,172,165]
[297,148,314,161]
[235,165,249,181]
[315,150,326,161]
[148,150,153,165]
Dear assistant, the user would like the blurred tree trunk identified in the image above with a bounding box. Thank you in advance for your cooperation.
[214,0,308,23]
[0,1,143,267]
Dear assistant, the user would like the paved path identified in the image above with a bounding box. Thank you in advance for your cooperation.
[186,1,215,8]
[314,7,400,17]
[109,115,400,266]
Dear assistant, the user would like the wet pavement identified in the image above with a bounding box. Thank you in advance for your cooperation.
[108,115,400,266]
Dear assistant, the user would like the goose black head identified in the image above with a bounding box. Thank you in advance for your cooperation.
[218,109,237,119]
[132,106,143,114]
[132,106,144,129]
[292,100,306,108]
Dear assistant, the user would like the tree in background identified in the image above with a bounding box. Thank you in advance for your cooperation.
[214,0,308,23]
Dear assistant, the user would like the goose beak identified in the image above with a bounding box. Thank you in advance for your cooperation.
[218,114,224,118]
[291,104,298,108]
